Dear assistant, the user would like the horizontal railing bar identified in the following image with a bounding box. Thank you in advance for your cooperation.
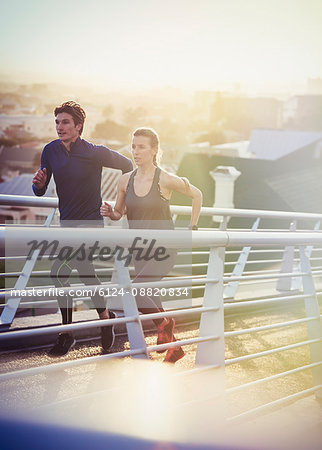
[174,263,208,269]
[0,300,70,308]
[231,228,321,233]
[0,253,112,261]
[0,267,114,278]
[177,251,210,256]
[224,316,320,337]
[228,279,289,287]
[226,233,322,246]
[3,263,321,280]
[3,223,45,228]
[6,247,319,261]
[0,306,217,341]
[224,291,307,303]
[0,256,30,261]
[223,271,307,283]
[0,272,23,278]
[0,290,199,308]
[224,293,311,309]
[2,228,322,252]
[226,362,322,393]
[2,194,322,220]
[225,338,322,365]
[147,335,219,353]
[224,259,282,266]
[175,364,221,376]
[226,247,321,255]
[240,269,281,276]
[228,385,322,422]
[137,306,218,322]
[226,249,284,255]
[0,347,147,381]
[0,263,287,279]
[224,268,322,282]
[0,315,137,340]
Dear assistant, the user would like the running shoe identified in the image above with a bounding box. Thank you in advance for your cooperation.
[164,339,185,364]
[101,311,116,352]
[48,333,76,357]
[157,317,175,353]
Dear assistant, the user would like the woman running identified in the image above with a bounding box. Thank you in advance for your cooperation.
[100,128,202,363]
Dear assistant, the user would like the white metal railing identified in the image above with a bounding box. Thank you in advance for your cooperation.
[0,193,322,421]
[1,193,322,221]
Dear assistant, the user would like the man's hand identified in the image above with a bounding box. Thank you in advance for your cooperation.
[32,168,47,190]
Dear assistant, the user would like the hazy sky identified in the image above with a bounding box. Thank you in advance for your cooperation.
[1,0,321,94]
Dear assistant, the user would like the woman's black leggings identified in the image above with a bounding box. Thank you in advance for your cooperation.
[132,249,177,326]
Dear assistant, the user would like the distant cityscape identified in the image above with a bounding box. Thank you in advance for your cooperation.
[1,78,322,222]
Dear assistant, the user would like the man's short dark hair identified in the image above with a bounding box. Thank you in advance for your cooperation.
[54,101,86,135]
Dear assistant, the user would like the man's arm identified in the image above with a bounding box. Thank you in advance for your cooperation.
[95,145,133,173]
[32,148,52,196]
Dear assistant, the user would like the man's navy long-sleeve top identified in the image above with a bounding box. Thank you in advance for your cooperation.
[32,138,133,221]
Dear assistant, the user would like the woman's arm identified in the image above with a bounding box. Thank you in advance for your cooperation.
[100,173,130,220]
[161,172,203,228]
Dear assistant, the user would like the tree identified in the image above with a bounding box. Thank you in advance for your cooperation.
[123,107,147,129]
[102,104,114,118]
[92,119,130,142]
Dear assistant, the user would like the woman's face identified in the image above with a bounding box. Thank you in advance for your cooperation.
[131,135,157,166]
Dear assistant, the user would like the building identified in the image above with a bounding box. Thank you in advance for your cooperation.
[0,114,55,140]
[0,145,42,178]
[282,95,322,131]
[173,129,322,228]
[0,173,56,224]
[210,95,281,135]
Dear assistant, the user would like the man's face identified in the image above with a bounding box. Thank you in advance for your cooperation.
[55,112,81,144]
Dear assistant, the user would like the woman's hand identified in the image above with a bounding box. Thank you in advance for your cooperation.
[100,201,113,217]
[100,202,123,220]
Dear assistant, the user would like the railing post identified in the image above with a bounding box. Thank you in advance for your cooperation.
[299,245,322,400]
[276,220,296,292]
[0,208,56,328]
[114,256,148,359]
[292,220,321,291]
[224,217,260,299]
[196,245,225,370]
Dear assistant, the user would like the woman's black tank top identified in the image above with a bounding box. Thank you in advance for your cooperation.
[125,167,174,230]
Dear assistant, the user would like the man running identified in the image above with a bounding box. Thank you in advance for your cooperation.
[32,101,133,356]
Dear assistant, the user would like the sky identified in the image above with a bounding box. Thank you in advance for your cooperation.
[1,0,322,94]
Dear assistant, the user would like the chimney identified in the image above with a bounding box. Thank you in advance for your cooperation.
[209,166,241,223]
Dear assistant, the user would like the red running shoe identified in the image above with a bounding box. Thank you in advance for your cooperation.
[157,318,175,353]
[164,339,185,364]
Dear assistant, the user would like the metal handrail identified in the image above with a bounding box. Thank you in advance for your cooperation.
[2,193,322,220]
[1,193,322,421]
